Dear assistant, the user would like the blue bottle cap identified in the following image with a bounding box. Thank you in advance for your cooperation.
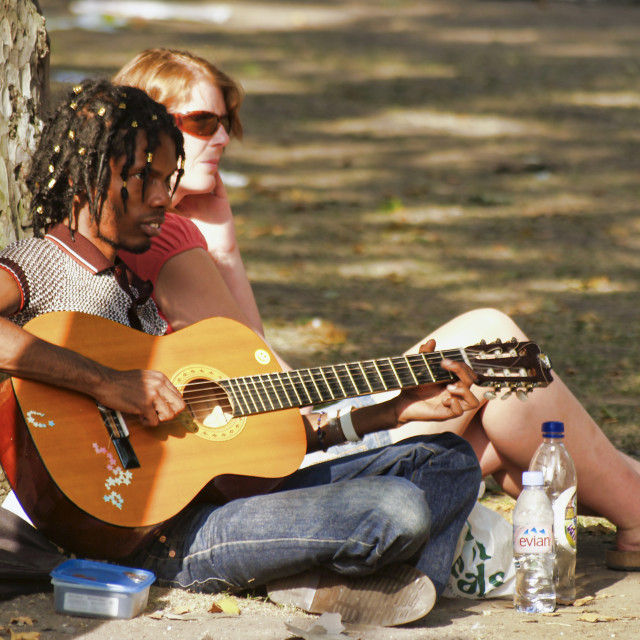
[541,420,564,438]
[522,470,544,486]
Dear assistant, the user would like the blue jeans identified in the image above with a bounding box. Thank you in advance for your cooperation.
[130,433,481,596]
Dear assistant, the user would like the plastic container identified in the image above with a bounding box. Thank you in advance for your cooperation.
[50,559,155,619]
[529,420,577,604]
[513,470,556,613]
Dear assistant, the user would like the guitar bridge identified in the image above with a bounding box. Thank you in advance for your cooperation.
[96,403,140,470]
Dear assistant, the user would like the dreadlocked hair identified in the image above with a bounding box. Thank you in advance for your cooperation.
[27,78,185,237]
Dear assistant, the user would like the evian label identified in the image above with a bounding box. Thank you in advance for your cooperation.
[514,524,554,554]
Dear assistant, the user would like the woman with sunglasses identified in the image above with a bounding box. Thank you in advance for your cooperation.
[114,49,640,572]
[116,49,264,338]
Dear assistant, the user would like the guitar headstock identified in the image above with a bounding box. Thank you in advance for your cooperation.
[465,338,553,400]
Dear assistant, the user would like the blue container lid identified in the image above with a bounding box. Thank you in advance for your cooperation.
[541,420,564,437]
[50,559,155,593]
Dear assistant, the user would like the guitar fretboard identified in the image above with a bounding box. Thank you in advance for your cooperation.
[218,349,467,417]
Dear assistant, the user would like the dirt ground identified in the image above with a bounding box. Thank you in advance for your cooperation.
[1,527,638,639]
[2,0,640,638]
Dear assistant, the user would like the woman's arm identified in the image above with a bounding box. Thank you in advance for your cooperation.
[153,246,252,332]
[153,247,292,371]
[175,173,264,335]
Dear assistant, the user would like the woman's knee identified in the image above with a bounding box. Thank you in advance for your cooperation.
[456,308,527,340]
[429,308,529,348]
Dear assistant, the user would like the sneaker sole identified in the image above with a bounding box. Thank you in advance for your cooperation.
[606,548,640,571]
[267,564,436,627]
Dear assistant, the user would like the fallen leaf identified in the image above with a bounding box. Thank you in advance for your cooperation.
[215,597,240,615]
[285,612,349,640]
[573,596,595,607]
[350,301,373,311]
[170,606,192,615]
[9,631,40,640]
[582,277,614,293]
[145,610,203,622]
[146,611,164,620]
[163,613,200,621]
[208,602,223,613]
[9,619,34,627]
[578,612,618,623]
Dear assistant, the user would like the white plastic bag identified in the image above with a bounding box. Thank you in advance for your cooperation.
[445,501,515,599]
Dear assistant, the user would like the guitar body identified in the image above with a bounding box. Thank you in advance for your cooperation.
[0,312,307,560]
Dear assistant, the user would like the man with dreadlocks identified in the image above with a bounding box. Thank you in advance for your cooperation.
[0,79,482,627]
[0,79,186,425]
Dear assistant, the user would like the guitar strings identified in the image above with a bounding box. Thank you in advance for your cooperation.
[177,360,531,394]
[115,347,540,427]
[177,358,532,393]
[176,356,533,395]
[174,350,537,422]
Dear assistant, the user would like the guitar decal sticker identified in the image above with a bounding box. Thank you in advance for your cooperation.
[104,491,124,510]
[255,349,271,365]
[93,443,133,510]
[26,410,55,429]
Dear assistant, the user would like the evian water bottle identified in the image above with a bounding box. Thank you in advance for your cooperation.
[513,470,556,613]
[529,420,578,604]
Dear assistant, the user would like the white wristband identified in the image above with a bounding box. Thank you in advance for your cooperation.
[339,408,361,442]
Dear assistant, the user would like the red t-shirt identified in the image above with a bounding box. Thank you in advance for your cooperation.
[120,212,207,331]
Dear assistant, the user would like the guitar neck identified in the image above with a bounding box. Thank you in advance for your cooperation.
[218,348,468,417]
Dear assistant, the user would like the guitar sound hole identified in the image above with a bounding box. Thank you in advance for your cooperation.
[182,378,233,429]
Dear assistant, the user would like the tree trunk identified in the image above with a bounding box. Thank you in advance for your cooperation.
[0,0,49,248]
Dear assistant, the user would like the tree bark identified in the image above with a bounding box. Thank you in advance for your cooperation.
[0,0,49,248]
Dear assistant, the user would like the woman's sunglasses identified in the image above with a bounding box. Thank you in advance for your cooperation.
[173,111,232,138]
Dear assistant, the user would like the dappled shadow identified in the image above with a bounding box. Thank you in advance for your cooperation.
[40,0,640,445]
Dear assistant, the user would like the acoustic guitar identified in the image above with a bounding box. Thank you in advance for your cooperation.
[0,311,553,559]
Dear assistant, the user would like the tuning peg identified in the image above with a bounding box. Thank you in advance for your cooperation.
[483,390,497,400]
[501,390,513,401]
[516,389,529,402]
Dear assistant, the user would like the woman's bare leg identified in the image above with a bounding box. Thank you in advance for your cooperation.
[390,308,640,550]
